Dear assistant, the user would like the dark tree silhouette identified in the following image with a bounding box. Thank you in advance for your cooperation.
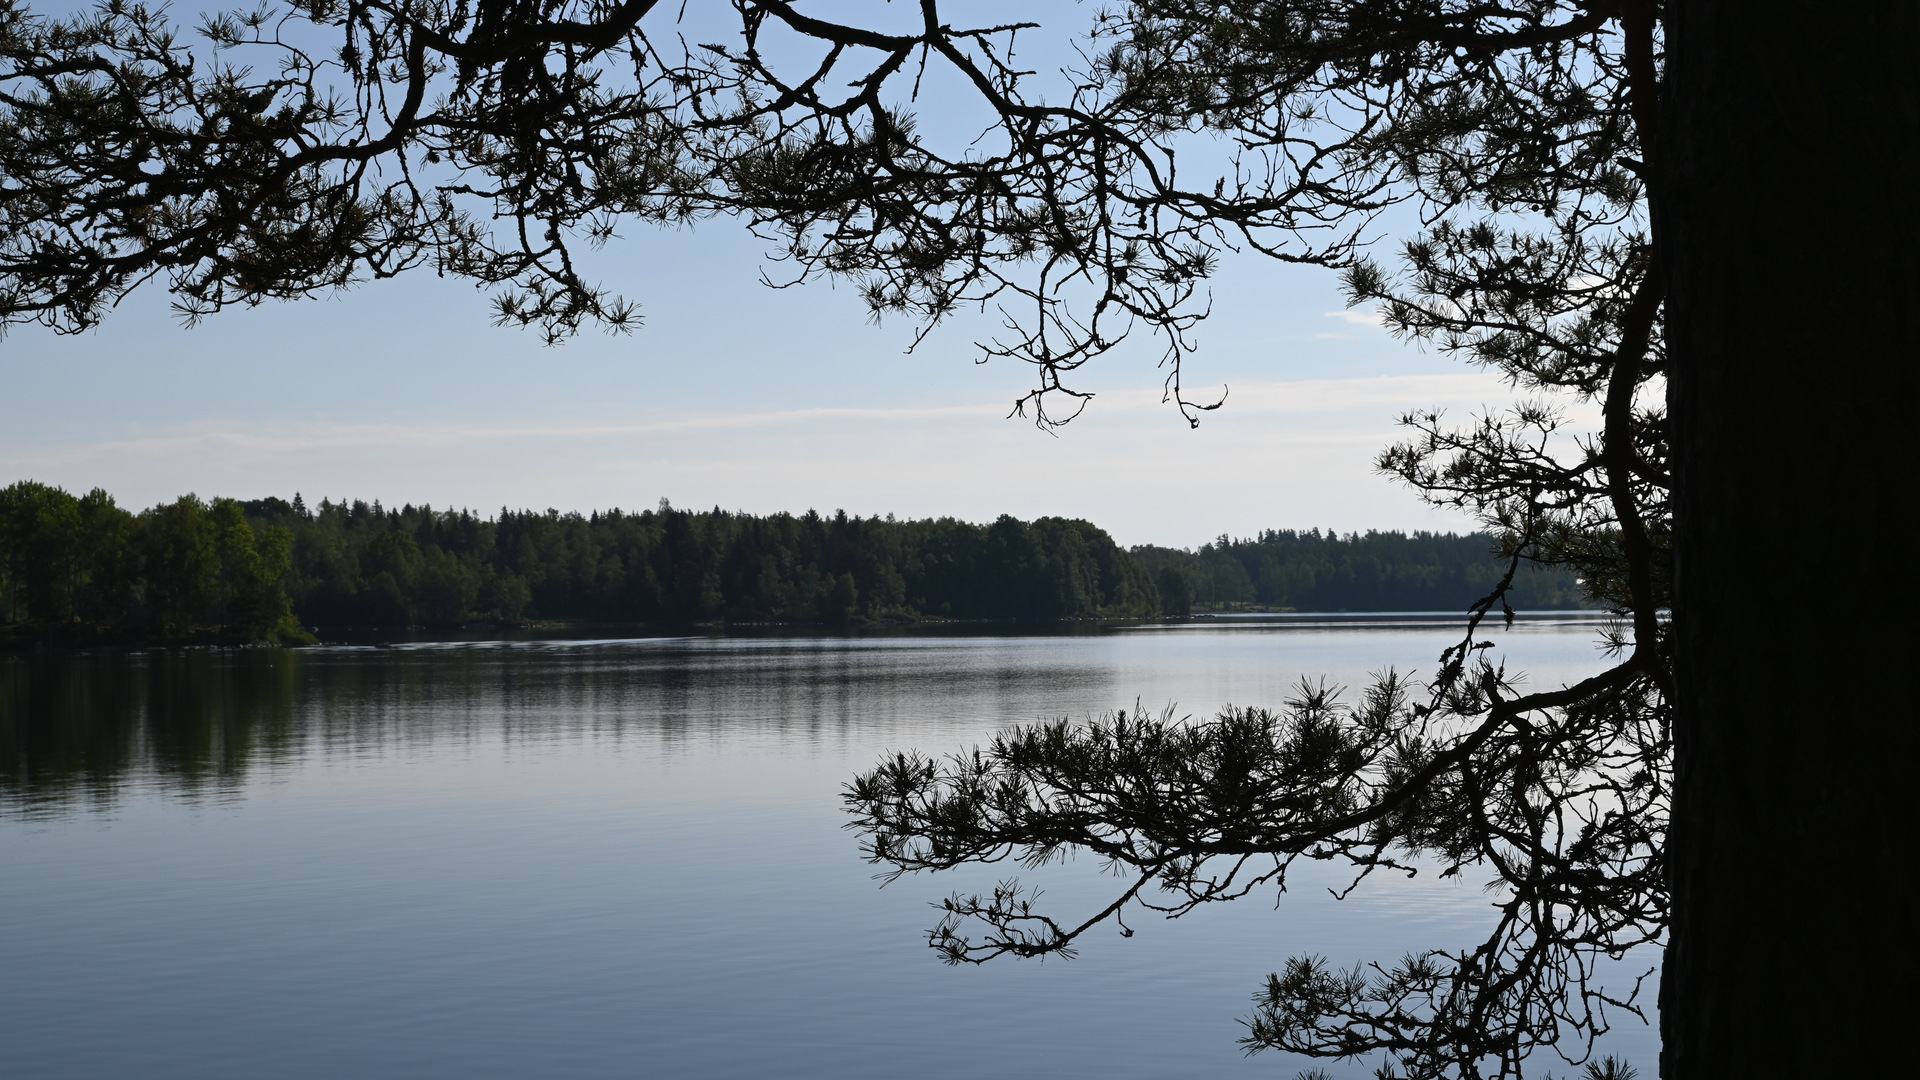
[5,2,1914,1077]
[1658,5,1916,1078]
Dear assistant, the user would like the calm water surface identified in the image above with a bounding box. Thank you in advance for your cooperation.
[1,616,1657,1078]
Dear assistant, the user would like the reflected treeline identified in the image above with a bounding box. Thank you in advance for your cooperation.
[2,640,1091,811]
[0,650,302,810]
[0,648,555,810]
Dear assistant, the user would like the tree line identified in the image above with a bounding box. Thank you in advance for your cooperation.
[1131,530,1585,613]
[262,494,1163,629]
[0,481,307,646]
[2,480,1587,645]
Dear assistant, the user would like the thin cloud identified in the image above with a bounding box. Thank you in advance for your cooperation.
[2,373,1564,471]
[5,402,1010,465]
[0,373,1584,543]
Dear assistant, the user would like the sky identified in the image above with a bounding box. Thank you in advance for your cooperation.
[0,4,1588,550]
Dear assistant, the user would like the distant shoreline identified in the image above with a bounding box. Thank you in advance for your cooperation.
[8,609,1618,655]
[4,481,1600,652]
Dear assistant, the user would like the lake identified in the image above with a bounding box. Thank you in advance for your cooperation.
[0,616,1658,1078]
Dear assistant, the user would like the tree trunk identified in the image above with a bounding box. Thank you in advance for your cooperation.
[1663,3,1920,1075]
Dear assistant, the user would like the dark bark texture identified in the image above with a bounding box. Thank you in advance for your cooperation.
[1663,2,1920,1075]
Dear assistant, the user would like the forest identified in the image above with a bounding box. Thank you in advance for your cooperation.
[1132,531,1586,613]
[1,480,1585,645]
[0,481,307,646]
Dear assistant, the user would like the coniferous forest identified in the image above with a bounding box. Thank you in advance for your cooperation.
[1,480,1587,646]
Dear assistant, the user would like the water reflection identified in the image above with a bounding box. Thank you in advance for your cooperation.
[1,650,302,810]
[2,616,1611,815]
[1,618,1652,1080]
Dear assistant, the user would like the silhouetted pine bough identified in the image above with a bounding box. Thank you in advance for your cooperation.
[7,0,1911,1075]
[848,633,1667,1078]
[2,481,1583,643]
[849,447,1668,1078]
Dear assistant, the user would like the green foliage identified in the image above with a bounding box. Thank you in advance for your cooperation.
[139,495,217,636]
[259,497,1591,629]
[1154,565,1192,617]
[1134,530,1587,613]
[0,481,308,645]
[265,500,1164,628]
[0,479,85,624]
[6,483,1587,638]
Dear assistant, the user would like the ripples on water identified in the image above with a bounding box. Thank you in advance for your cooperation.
[1,616,1655,1078]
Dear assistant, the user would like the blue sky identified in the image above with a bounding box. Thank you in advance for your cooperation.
[3,230,1529,547]
[0,3,1577,548]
